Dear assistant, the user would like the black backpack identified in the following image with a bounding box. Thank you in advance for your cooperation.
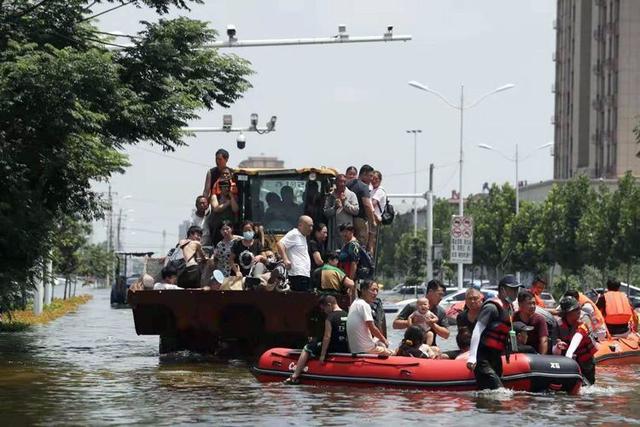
[355,243,375,280]
[380,200,395,225]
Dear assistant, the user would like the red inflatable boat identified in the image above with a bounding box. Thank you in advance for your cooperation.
[253,348,583,395]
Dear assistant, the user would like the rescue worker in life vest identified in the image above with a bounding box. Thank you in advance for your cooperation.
[553,296,598,385]
[466,275,521,390]
[596,279,638,336]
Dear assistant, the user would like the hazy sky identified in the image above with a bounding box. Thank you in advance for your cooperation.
[92,0,557,254]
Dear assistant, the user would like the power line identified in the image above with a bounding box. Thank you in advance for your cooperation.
[132,145,211,168]
[78,0,136,23]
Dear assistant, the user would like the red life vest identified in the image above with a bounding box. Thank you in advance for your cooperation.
[480,298,513,352]
[603,291,634,326]
[557,319,597,363]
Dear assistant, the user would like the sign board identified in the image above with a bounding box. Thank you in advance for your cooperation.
[450,215,473,264]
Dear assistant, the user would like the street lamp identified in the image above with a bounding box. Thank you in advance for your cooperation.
[409,81,515,289]
[477,141,553,214]
[406,129,422,236]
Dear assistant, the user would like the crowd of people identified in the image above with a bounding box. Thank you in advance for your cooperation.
[154,148,389,295]
[146,149,640,390]
[285,275,639,389]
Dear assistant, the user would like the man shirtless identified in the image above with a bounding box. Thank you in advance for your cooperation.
[177,225,207,288]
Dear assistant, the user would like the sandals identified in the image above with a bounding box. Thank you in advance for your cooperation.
[283,376,300,385]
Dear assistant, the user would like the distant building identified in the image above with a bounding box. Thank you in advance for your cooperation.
[553,0,640,179]
[238,156,285,169]
[520,178,619,202]
[178,218,191,240]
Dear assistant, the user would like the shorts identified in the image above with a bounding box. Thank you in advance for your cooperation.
[289,275,311,292]
[353,217,369,247]
[365,345,394,356]
[178,264,201,289]
[303,342,322,358]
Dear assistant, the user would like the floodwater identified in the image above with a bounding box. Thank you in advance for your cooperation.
[1,288,639,426]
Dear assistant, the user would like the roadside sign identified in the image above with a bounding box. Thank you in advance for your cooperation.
[450,215,473,264]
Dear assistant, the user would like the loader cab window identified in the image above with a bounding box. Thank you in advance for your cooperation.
[249,177,307,233]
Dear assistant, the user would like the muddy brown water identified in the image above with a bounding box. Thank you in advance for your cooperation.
[1,288,638,426]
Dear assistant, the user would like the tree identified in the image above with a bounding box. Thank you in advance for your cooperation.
[394,232,426,286]
[51,215,91,299]
[576,183,618,279]
[77,242,114,285]
[466,183,516,278]
[537,176,594,275]
[0,1,252,311]
[610,172,640,284]
[502,201,549,275]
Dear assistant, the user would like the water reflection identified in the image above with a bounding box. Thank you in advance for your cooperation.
[0,289,639,425]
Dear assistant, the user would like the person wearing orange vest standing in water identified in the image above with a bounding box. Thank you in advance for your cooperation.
[530,277,547,308]
[466,275,521,390]
[596,279,637,336]
[554,296,598,385]
[564,289,609,341]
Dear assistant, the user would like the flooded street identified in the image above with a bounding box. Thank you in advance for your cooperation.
[1,288,639,426]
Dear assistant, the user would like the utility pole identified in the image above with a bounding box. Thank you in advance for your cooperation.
[116,208,122,252]
[106,185,114,288]
[426,163,435,281]
[162,229,167,255]
[406,129,422,236]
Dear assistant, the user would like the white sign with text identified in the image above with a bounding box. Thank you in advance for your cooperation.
[450,215,473,264]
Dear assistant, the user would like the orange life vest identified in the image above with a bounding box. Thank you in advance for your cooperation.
[578,292,606,331]
[533,293,545,308]
[557,320,597,363]
[603,291,634,326]
[480,298,513,352]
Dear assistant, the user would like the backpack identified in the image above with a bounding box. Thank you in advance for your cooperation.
[356,243,375,280]
[380,200,395,225]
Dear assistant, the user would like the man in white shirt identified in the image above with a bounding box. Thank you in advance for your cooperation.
[347,280,393,355]
[153,266,182,290]
[190,195,211,246]
[276,215,313,292]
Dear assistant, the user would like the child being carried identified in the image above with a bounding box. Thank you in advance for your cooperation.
[407,297,439,346]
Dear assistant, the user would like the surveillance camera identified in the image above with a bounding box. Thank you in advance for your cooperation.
[236,132,246,149]
[227,25,237,39]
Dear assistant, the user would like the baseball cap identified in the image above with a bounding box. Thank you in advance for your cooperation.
[513,321,534,333]
[498,275,521,288]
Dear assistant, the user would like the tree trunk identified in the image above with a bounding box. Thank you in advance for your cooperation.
[63,277,68,300]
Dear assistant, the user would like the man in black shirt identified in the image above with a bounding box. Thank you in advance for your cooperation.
[393,279,450,345]
[285,295,348,384]
[202,148,230,199]
[347,164,377,250]
[466,275,521,390]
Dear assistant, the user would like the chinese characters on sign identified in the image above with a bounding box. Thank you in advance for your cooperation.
[450,215,473,264]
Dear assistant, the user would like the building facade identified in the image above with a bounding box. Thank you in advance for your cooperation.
[237,156,285,169]
[553,0,640,179]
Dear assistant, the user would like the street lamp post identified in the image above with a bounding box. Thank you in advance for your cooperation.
[477,141,552,283]
[406,129,422,236]
[409,81,515,289]
[477,141,553,215]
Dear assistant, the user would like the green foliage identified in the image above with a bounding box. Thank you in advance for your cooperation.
[395,233,427,286]
[0,1,252,312]
[502,201,548,274]
[77,242,114,281]
[538,176,594,274]
[466,183,516,271]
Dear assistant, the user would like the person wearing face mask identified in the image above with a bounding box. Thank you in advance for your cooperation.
[212,220,236,277]
[466,275,522,390]
[230,220,266,277]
